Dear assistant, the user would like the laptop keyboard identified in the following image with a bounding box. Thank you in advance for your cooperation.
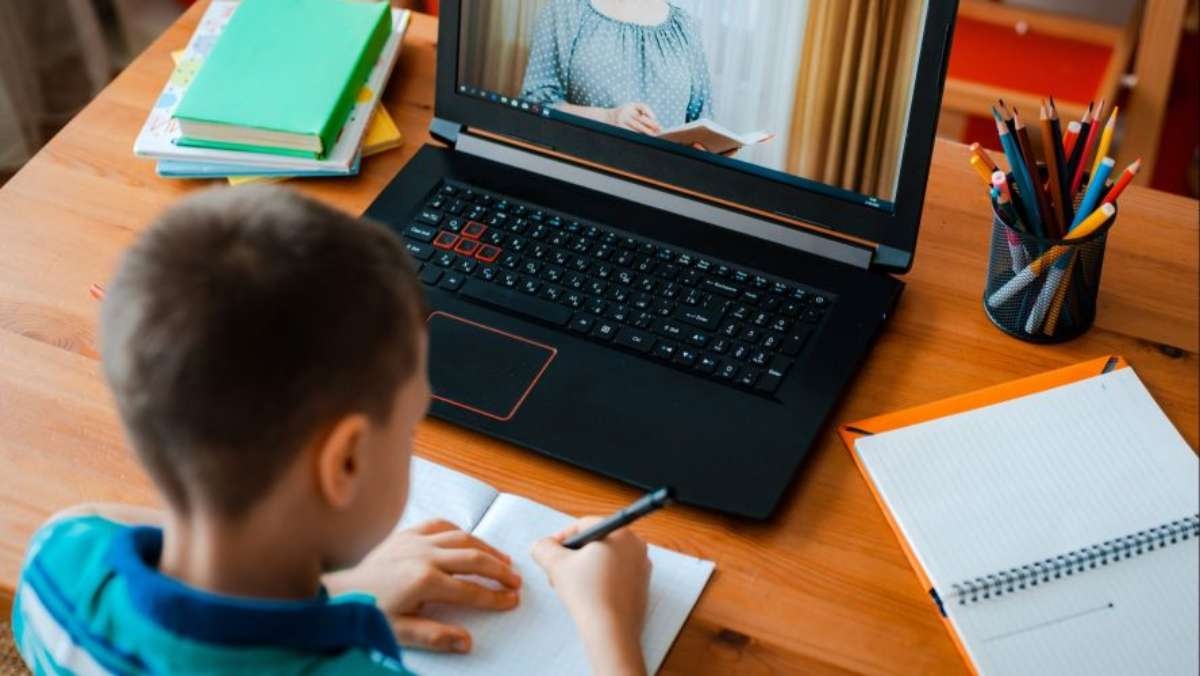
[399,181,835,395]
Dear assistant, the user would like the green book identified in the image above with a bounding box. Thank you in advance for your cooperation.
[173,0,391,159]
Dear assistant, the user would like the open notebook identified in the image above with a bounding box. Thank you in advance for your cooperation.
[655,119,771,155]
[396,459,714,675]
[849,365,1198,675]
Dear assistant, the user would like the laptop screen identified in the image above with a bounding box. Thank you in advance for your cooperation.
[456,0,930,214]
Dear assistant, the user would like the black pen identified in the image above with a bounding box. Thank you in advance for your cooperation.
[563,487,674,550]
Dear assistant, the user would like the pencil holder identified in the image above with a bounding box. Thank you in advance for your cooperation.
[982,198,1116,344]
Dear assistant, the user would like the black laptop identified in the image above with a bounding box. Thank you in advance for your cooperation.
[366,0,958,518]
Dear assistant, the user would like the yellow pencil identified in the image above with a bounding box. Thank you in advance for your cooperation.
[969,155,994,186]
[1089,106,1118,179]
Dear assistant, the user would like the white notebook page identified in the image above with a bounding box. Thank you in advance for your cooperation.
[855,367,1199,588]
[397,457,499,533]
[402,493,714,675]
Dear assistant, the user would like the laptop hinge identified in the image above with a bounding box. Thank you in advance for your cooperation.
[453,130,876,270]
[430,117,463,146]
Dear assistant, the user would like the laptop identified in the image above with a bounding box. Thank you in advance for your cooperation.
[366,0,958,518]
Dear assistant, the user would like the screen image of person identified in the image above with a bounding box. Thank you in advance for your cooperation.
[459,0,928,207]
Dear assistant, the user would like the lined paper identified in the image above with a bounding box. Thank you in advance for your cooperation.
[855,367,1199,675]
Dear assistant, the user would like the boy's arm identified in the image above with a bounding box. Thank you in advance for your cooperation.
[44,502,166,527]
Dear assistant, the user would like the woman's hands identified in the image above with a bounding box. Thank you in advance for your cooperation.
[607,103,662,135]
[532,517,652,676]
[324,519,521,654]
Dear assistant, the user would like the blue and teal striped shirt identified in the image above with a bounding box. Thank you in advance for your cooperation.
[11,516,415,675]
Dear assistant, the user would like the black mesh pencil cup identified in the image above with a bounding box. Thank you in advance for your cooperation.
[983,202,1115,343]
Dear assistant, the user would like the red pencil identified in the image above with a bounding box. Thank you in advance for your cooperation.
[1101,158,1142,205]
[1062,120,1082,157]
[1071,99,1106,195]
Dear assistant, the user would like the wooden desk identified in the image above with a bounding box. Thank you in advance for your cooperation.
[1,5,1197,674]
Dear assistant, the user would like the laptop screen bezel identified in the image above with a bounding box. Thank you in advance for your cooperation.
[434,0,958,270]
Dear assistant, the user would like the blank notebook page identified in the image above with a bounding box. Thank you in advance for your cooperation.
[854,367,1199,592]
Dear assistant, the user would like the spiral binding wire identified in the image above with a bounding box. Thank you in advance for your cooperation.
[943,514,1200,606]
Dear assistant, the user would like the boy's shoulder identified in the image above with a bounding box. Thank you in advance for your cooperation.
[12,514,415,675]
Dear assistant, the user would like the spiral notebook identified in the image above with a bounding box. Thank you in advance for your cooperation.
[840,357,1199,675]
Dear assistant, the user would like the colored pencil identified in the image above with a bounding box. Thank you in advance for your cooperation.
[1101,158,1142,204]
[1089,105,1119,179]
[1062,120,1082,157]
[993,108,1042,235]
[1071,99,1106,196]
[969,155,994,185]
[1040,102,1069,236]
[1013,107,1052,237]
[1066,102,1093,180]
[1046,98,1074,229]
[970,142,1000,173]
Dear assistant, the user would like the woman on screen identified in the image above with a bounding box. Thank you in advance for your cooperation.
[521,0,712,136]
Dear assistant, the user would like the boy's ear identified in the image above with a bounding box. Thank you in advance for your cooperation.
[314,414,370,510]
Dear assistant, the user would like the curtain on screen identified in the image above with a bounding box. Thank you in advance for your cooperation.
[459,0,550,97]
[671,0,809,171]
[786,0,924,202]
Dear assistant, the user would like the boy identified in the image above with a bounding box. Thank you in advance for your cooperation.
[12,187,652,675]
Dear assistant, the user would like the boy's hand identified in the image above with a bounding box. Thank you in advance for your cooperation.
[324,519,521,653]
[531,518,651,676]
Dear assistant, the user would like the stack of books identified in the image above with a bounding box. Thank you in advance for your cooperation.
[134,0,411,184]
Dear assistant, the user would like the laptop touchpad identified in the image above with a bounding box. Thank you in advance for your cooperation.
[426,312,557,422]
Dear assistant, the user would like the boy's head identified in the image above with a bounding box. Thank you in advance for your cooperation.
[101,186,429,568]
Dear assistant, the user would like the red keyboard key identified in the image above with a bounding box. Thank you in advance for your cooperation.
[454,238,480,256]
[475,244,502,263]
[433,231,459,250]
[461,221,488,240]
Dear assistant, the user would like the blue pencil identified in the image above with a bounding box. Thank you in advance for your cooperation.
[993,109,1044,238]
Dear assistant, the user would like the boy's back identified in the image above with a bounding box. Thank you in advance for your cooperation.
[14,516,407,674]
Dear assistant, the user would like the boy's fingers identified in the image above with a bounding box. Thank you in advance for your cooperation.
[431,575,520,611]
[410,519,459,536]
[434,549,522,589]
[430,529,512,564]
[391,616,472,654]
[530,536,568,572]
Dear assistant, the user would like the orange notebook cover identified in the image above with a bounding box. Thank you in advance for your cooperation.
[837,354,1127,674]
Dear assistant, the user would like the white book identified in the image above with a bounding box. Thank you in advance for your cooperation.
[396,458,714,675]
[854,367,1199,676]
[132,1,408,173]
[655,119,771,155]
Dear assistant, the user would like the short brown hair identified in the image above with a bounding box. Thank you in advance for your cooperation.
[100,186,426,517]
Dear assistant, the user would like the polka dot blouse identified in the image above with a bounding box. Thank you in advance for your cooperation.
[520,0,713,130]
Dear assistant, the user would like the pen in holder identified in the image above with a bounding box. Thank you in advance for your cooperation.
[983,180,1116,344]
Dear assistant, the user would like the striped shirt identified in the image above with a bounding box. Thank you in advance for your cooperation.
[11,516,415,675]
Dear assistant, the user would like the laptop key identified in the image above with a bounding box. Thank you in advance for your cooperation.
[781,326,814,356]
[737,369,761,388]
[756,356,794,394]
[696,354,718,374]
[701,278,739,298]
[652,342,677,361]
[439,272,466,292]
[675,348,698,367]
[459,280,572,326]
[406,223,437,242]
[569,313,595,334]
[419,266,443,286]
[592,321,619,341]
[673,300,724,330]
[404,241,434,261]
[416,209,443,225]
[716,361,740,380]
[615,328,655,353]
